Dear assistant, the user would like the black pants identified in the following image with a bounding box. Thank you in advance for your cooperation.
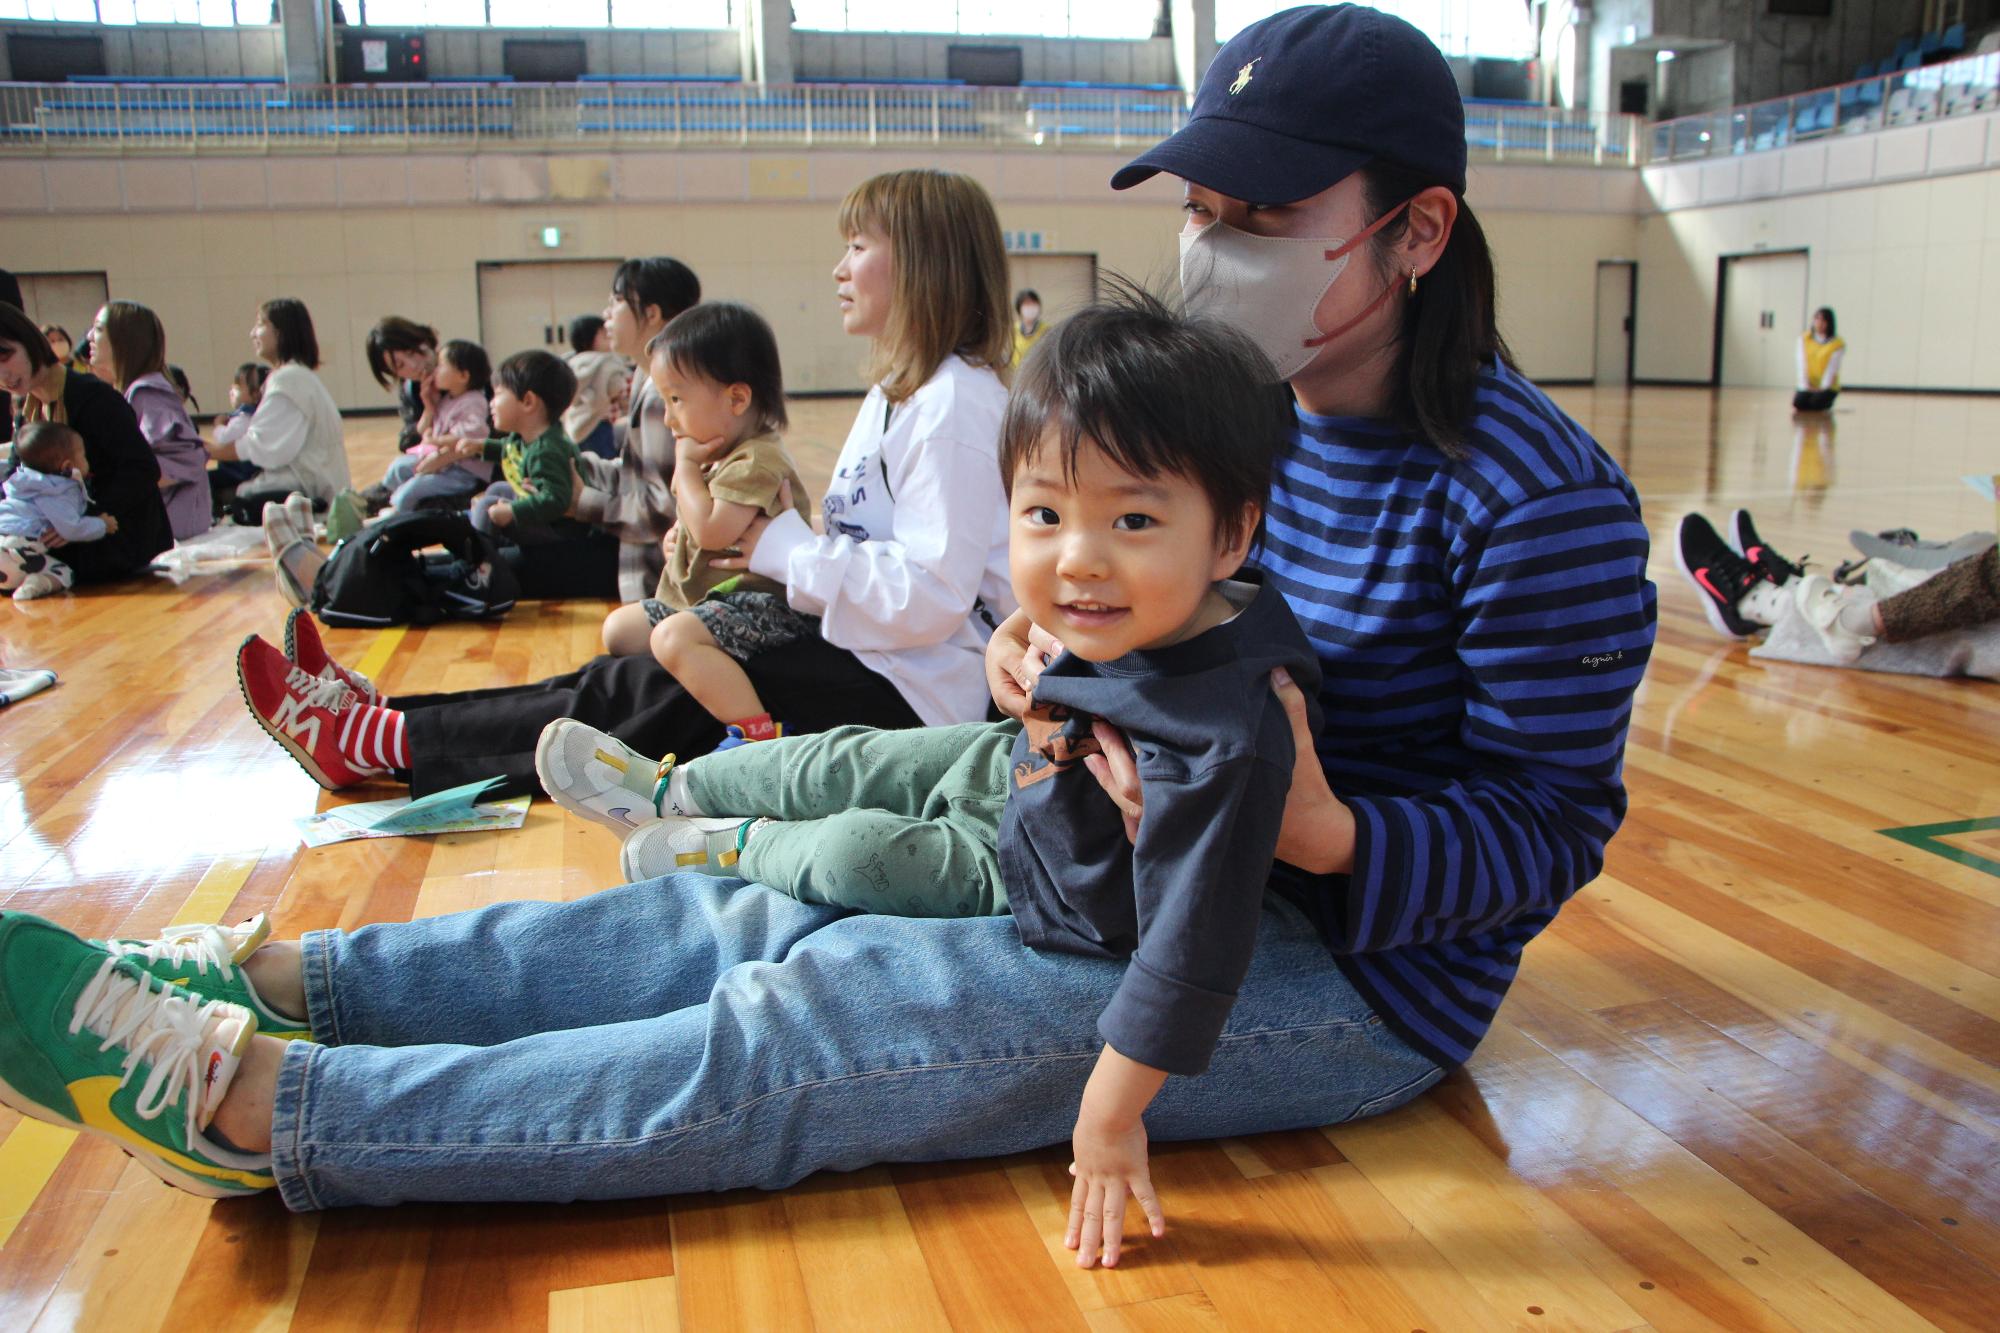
[224,485,324,528]
[505,523,621,601]
[1792,388,1838,413]
[395,638,923,797]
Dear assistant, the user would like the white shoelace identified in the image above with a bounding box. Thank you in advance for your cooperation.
[68,956,228,1143]
[110,923,240,982]
[291,667,357,714]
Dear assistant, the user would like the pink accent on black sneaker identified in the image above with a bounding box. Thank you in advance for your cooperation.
[283,609,380,705]
[235,635,384,790]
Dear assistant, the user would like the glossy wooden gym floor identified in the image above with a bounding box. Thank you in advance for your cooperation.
[0,385,1995,1332]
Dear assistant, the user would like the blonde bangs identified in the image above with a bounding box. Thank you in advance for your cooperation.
[839,169,1012,403]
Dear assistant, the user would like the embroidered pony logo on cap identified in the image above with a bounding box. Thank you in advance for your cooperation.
[1229,57,1262,95]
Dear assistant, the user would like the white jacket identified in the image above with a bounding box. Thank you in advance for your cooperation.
[749,355,1015,726]
[239,363,350,501]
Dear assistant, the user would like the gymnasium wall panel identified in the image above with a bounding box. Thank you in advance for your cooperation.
[0,152,1639,410]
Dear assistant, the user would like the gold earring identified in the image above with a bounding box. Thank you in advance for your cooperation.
[1408,267,1419,296]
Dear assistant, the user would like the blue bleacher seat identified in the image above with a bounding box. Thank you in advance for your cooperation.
[1900,52,1922,72]
[1919,32,1942,59]
[1892,36,1916,61]
[1941,23,1967,56]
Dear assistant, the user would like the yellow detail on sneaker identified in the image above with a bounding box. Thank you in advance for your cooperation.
[67,1076,275,1191]
[594,746,630,774]
[674,850,706,867]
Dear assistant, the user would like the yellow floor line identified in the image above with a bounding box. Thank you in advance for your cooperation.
[169,852,263,929]
[0,1119,79,1251]
[352,624,408,684]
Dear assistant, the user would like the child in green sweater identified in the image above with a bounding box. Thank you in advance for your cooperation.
[439,350,580,543]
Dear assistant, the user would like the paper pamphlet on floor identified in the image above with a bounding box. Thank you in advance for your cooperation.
[296,776,529,848]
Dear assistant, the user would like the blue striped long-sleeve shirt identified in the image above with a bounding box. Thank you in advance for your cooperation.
[1259,361,1657,1069]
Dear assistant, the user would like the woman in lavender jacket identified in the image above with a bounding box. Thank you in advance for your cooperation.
[88,300,212,541]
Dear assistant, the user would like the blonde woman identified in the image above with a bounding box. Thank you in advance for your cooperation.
[237,169,1016,801]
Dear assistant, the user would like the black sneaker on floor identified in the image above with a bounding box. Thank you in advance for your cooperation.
[1728,508,1806,585]
[1677,513,1765,638]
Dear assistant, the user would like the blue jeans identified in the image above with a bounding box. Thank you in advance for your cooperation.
[389,465,481,514]
[272,877,1442,1210]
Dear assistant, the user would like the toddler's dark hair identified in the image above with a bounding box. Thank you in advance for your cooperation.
[167,363,198,412]
[233,362,269,405]
[496,349,577,421]
[998,280,1288,550]
[14,421,84,475]
[440,339,494,396]
[568,314,607,355]
[646,302,789,433]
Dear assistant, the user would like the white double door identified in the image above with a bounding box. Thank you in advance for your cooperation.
[1720,252,1808,388]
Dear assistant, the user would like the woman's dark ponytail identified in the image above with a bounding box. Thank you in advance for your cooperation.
[1362,163,1515,458]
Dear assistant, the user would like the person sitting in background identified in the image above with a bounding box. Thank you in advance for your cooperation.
[1678,506,1998,668]
[364,315,439,455]
[0,303,173,583]
[562,314,628,461]
[204,299,351,526]
[210,362,270,501]
[1011,288,1046,366]
[40,325,90,376]
[436,350,580,546]
[86,301,213,543]
[0,421,120,601]
[626,302,817,751]
[1794,306,1844,413]
[384,339,495,514]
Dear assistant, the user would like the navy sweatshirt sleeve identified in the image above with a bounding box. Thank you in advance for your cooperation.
[1100,753,1292,1074]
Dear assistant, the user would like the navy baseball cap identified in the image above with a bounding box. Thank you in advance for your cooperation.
[1112,4,1467,204]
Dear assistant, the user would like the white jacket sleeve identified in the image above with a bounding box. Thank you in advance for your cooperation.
[1796,338,1810,390]
[215,413,251,447]
[239,392,307,470]
[1823,346,1844,387]
[749,436,1004,652]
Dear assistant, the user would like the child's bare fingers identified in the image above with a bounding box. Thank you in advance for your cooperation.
[1101,1190,1127,1267]
[1065,1170,1087,1249]
[1077,1182,1106,1268]
[1134,1178,1167,1237]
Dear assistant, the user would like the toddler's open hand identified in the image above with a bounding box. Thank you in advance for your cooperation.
[101,513,119,534]
[1066,1105,1166,1269]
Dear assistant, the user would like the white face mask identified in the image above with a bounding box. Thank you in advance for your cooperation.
[1178,197,1415,382]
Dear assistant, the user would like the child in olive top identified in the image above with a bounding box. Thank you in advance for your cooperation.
[633,303,817,750]
[441,350,579,544]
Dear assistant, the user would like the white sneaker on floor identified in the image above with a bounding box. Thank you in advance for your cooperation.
[283,493,316,545]
[1793,574,1875,665]
[262,502,301,558]
[535,718,676,836]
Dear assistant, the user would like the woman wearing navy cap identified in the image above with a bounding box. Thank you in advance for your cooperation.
[0,7,1655,1267]
[987,1,1657,1261]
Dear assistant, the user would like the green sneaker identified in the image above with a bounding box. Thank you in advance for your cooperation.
[100,914,312,1042]
[0,912,275,1198]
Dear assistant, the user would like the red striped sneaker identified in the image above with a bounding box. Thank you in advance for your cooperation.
[282,608,380,705]
[235,635,383,790]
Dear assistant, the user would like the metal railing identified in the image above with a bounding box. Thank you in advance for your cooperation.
[0,80,1640,165]
[1650,47,2000,162]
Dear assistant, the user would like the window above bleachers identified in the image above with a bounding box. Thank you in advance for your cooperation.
[0,0,274,22]
[790,1,1160,40]
[0,0,736,24]
[1215,0,1533,59]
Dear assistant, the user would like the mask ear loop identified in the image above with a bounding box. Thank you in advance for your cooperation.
[1299,196,1418,352]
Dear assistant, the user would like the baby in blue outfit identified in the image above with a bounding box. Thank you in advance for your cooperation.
[0,422,119,601]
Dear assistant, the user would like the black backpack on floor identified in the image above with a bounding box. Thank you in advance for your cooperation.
[310,510,518,627]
